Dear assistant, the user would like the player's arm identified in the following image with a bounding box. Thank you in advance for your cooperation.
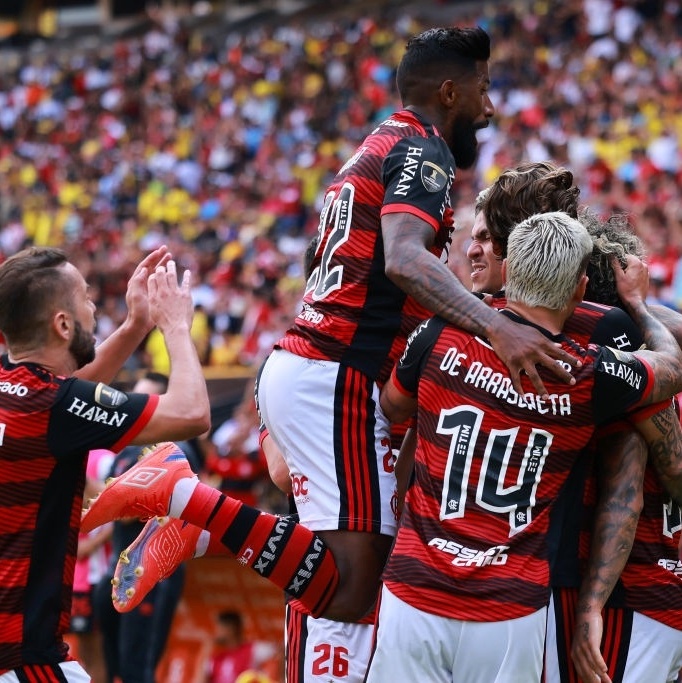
[261,430,292,494]
[75,246,171,384]
[380,317,438,424]
[382,212,578,399]
[615,255,682,404]
[380,375,416,425]
[395,425,417,517]
[631,404,682,505]
[649,304,682,346]
[571,429,646,683]
[131,260,210,444]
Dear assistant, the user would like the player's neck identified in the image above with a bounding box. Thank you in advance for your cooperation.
[8,345,77,376]
[503,302,568,336]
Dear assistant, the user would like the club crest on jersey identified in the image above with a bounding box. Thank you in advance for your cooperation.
[421,161,448,193]
[94,382,128,408]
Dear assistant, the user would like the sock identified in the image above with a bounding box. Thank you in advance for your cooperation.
[194,529,211,558]
[179,482,339,617]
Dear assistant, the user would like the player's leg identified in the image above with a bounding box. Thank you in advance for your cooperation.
[544,586,579,682]
[256,349,398,620]
[366,585,546,683]
[82,350,397,622]
[285,599,375,683]
[620,611,682,683]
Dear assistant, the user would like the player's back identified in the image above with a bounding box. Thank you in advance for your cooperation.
[278,109,455,384]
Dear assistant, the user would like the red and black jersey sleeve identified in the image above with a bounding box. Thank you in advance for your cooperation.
[381,134,455,230]
[48,378,158,458]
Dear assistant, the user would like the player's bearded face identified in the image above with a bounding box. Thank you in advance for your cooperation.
[70,320,96,368]
[449,116,480,170]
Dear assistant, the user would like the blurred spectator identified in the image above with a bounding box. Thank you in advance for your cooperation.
[206,380,284,512]
[205,610,279,683]
[0,0,681,380]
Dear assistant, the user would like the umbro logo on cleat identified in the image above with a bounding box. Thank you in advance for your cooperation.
[119,467,169,488]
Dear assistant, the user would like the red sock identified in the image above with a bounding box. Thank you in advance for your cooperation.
[181,483,339,617]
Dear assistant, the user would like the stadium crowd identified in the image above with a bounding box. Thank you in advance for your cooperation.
[1,1,682,681]
[0,0,681,380]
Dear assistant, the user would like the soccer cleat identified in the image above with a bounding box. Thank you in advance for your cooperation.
[111,516,201,612]
[80,441,197,533]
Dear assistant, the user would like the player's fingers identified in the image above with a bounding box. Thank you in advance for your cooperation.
[515,364,548,400]
[138,245,168,270]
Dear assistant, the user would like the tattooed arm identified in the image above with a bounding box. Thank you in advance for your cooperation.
[571,430,646,683]
[615,256,682,402]
[634,405,682,505]
[612,257,682,492]
[649,304,682,347]
[381,213,579,398]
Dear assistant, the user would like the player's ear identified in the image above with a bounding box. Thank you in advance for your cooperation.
[501,258,508,287]
[53,310,71,341]
[574,273,588,303]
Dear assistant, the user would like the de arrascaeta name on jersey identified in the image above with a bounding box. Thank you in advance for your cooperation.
[439,343,573,416]
[404,320,646,416]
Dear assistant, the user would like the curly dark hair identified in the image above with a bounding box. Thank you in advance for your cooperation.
[580,208,645,307]
[482,161,581,257]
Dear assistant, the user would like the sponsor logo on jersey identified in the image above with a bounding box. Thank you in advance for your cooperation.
[400,319,431,363]
[438,166,456,220]
[66,396,129,427]
[394,145,424,196]
[599,351,643,389]
[428,537,509,567]
[421,161,448,193]
[611,332,634,350]
[0,381,28,396]
[238,547,254,565]
[94,383,128,407]
[292,474,310,505]
[297,302,324,325]
[380,118,409,128]
[657,558,682,578]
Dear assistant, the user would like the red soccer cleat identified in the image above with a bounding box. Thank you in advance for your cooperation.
[112,516,201,612]
[80,441,197,533]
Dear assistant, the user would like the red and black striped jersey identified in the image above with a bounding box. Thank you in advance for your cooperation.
[277,109,456,385]
[538,300,682,629]
[0,356,157,673]
[382,312,654,621]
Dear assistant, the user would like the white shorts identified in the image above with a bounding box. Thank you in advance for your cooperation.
[285,603,374,683]
[546,589,682,682]
[257,350,398,535]
[0,661,90,682]
[365,585,546,683]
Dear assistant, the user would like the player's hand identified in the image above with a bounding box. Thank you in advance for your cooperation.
[147,260,194,333]
[489,315,579,398]
[571,610,612,683]
[613,254,649,310]
[124,245,171,332]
